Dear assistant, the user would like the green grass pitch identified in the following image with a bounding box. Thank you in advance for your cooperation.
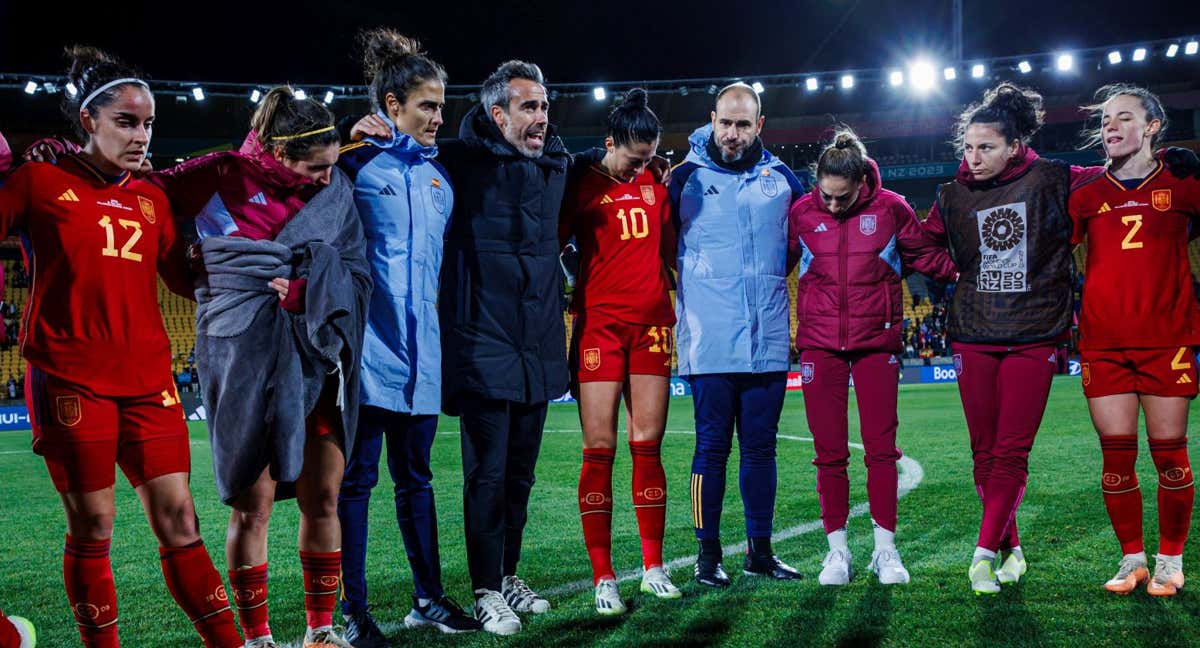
[3,378,1200,646]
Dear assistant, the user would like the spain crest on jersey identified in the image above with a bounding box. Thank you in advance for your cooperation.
[800,362,815,384]
[583,347,601,371]
[56,395,82,427]
[138,196,156,224]
[431,185,448,214]
[1153,189,1172,212]
[859,214,877,235]
[640,185,656,206]
[953,353,963,375]
[760,175,779,197]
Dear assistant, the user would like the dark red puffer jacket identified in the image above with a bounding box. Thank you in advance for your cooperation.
[787,158,957,353]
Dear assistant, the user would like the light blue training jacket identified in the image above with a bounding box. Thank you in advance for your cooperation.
[668,124,804,376]
[338,116,453,414]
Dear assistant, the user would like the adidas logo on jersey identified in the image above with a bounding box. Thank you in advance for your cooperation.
[600,195,614,204]
[704,185,720,196]
[1178,374,1193,385]
[1098,202,1111,213]
[380,184,398,196]
[813,223,828,233]
[248,192,268,205]
[58,189,80,202]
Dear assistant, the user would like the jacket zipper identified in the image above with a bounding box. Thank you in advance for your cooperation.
[839,220,848,350]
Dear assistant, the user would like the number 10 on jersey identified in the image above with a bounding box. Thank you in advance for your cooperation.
[616,207,649,241]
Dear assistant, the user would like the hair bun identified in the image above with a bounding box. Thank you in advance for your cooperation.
[361,27,421,80]
[622,88,649,110]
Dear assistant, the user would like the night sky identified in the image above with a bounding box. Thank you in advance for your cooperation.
[4,1,1200,88]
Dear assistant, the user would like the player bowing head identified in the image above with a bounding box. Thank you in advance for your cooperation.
[1070,83,1200,598]
[560,88,681,615]
[252,86,340,186]
[0,45,242,647]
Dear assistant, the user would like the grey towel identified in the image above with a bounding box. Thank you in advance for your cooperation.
[194,167,371,504]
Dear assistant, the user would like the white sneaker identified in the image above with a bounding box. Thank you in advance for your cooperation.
[8,615,35,648]
[502,574,551,613]
[819,548,853,585]
[474,589,522,636]
[641,566,683,599]
[594,579,627,615]
[302,625,353,648]
[870,547,911,585]
[243,637,280,648]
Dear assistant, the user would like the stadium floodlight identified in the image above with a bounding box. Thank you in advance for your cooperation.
[1187,41,1199,55]
[23,81,37,95]
[1018,60,1032,74]
[888,70,904,87]
[909,60,936,91]
[1055,53,1073,71]
[294,89,307,100]
[593,86,606,101]
[65,82,78,97]
[805,77,819,91]
[192,87,205,101]
[971,63,985,78]
[1132,47,1147,62]
[840,74,854,89]
[249,89,261,103]
[1166,43,1179,57]
[707,84,718,94]
[1108,50,1122,64]
[678,86,689,96]
[323,90,335,105]
[42,82,56,94]
[943,66,957,81]
[751,81,765,94]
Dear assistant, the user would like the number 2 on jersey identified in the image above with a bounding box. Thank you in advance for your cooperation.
[616,208,649,241]
[1121,214,1144,250]
[98,215,144,262]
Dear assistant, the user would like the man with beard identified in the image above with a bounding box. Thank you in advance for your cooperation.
[669,82,806,587]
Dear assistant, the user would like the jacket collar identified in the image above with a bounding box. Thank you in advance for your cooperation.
[458,103,568,169]
[366,111,439,162]
[239,130,318,191]
[954,143,1040,189]
[685,124,773,174]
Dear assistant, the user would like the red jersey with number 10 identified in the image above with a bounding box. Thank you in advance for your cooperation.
[0,156,191,396]
[560,166,675,325]
[1069,161,1200,350]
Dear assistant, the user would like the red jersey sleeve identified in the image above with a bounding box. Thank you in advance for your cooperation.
[921,200,947,246]
[154,195,195,300]
[659,186,678,273]
[896,201,957,281]
[0,164,32,239]
[149,152,225,219]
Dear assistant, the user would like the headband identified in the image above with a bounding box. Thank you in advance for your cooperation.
[81,78,150,111]
[268,125,336,142]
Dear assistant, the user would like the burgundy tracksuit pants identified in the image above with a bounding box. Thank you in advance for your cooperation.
[800,349,902,533]
[954,342,1057,551]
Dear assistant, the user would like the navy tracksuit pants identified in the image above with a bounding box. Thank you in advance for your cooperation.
[338,405,443,612]
[688,372,787,541]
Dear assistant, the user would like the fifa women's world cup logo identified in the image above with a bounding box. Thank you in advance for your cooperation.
[976,202,1029,293]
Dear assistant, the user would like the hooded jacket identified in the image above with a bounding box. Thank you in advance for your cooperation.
[668,124,805,375]
[338,116,453,415]
[435,104,571,412]
[788,158,956,353]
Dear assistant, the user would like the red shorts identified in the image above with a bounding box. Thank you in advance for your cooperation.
[571,311,673,383]
[1080,347,1199,398]
[306,377,343,438]
[27,365,190,493]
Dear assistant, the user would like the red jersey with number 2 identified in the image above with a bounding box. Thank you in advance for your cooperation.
[560,166,675,325]
[0,156,191,396]
[1069,162,1200,351]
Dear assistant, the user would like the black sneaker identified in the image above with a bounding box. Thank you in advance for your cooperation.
[694,539,731,588]
[342,606,389,648]
[404,595,483,634]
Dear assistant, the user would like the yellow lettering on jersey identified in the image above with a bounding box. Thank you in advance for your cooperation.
[616,208,649,241]
[98,216,145,262]
[1120,214,1144,250]
[1171,347,1193,371]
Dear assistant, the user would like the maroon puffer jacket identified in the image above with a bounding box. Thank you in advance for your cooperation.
[787,158,957,353]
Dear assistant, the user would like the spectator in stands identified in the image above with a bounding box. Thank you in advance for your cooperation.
[0,130,11,179]
[922,82,1104,594]
[788,127,956,586]
[5,376,14,400]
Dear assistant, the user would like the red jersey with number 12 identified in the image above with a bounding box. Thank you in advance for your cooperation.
[560,166,675,325]
[0,156,191,396]
[1069,161,1200,350]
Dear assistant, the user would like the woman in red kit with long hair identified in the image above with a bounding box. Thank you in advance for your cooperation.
[0,46,241,648]
[1069,84,1200,597]
[560,88,679,615]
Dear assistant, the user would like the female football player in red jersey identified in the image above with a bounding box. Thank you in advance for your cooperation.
[1069,84,1200,597]
[151,86,370,648]
[0,46,241,648]
[923,83,1103,595]
[559,88,679,615]
[788,128,957,587]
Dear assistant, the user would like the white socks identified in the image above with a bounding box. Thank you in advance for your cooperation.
[872,519,895,552]
[973,547,996,564]
[827,527,849,552]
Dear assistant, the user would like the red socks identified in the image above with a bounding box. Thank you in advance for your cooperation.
[579,447,616,584]
[0,611,22,648]
[159,540,241,648]
[298,550,341,630]
[228,563,270,640]
[1100,435,1144,554]
[63,535,118,648]
[1150,437,1194,556]
[630,440,667,569]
